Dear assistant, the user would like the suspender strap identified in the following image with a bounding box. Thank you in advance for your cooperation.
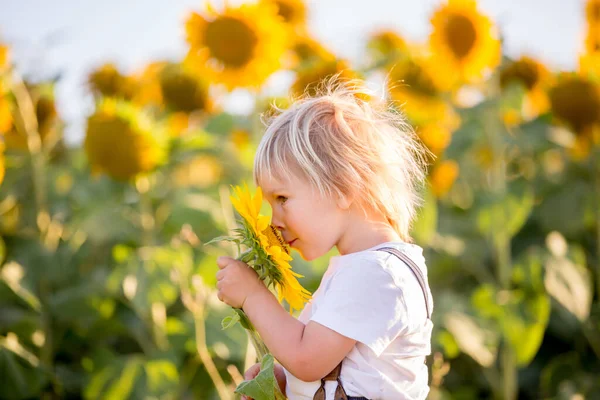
[377,247,432,319]
[313,361,348,400]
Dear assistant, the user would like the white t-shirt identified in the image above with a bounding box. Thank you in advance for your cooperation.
[283,241,434,400]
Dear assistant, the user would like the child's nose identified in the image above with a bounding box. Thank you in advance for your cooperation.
[271,214,285,231]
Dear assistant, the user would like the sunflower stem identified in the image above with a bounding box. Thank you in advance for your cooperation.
[10,68,57,390]
[486,94,517,400]
[194,312,233,400]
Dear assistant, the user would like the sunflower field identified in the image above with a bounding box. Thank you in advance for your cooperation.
[1,0,600,398]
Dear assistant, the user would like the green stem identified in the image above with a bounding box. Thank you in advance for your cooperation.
[246,328,269,361]
[10,71,48,235]
[194,313,232,400]
[486,102,518,400]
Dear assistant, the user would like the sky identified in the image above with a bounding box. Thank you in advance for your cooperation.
[0,0,588,144]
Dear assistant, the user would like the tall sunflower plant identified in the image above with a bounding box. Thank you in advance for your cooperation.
[207,184,311,400]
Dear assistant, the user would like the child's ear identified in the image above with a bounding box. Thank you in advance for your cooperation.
[337,192,353,210]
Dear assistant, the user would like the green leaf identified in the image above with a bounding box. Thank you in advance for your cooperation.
[0,346,46,399]
[144,359,179,394]
[221,312,241,330]
[503,292,550,366]
[235,354,283,400]
[475,182,534,240]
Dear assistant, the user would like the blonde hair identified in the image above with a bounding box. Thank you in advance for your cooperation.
[254,77,430,242]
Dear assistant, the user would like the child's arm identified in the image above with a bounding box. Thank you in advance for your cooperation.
[216,256,356,382]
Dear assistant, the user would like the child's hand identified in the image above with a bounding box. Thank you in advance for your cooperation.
[241,362,287,400]
[216,256,265,309]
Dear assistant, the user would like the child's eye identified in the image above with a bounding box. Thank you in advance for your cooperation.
[276,196,288,204]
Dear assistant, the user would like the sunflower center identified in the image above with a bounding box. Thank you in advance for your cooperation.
[204,16,258,68]
[402,61,438,97]
[550,78,600,133]
[263,225,290,255]
[276,1,295,22]
[590,3,600,22]
[500,59,539,91]
[445,14,477,59]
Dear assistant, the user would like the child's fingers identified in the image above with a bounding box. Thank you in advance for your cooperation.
[216,270,225,281]
[244,363,261,380]
[216,256,234,269]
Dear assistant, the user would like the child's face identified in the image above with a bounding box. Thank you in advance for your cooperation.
[260,172,349,261]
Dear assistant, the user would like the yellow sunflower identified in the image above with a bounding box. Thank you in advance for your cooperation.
[84,99,165,181]
[4,88,60,151]
[267,0,307,31]
[417,123,453,157]
[499,56,552,118]
[579,51,600,80]
[0,96,12,134]
[387,57,459,129]
[429,0,501,84]
[367,29,408,62]
[430,160,459,198]
[173,154,222,188]
[291,35,336,68]
[292,59,361,98]
[229,184,311,313]
[88,63,136,100]
[586,0,600,26]
[549,74,600,135]
[0,140,5,186]
[585,23,600,53]
[159,64,212,113]
[131,61,166,108]
[184,2,289,90]
[0,44,9,72]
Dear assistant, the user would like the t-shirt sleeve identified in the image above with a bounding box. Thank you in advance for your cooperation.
[309,255,409,357]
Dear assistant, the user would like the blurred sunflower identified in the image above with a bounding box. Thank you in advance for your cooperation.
[292,59,360,97]
[549,74,600,135]
[0,96,12,134]
[430,160,459,198]
[131,61,167,107]
[166,112,190,137]
[0,140,5,186]
[499,56,552,118]
[586,0,600,26]
[367,30,408,63]
[291,35,335,67]
[267,0,307,31]
[585,23,600,53]
[172,154,222,188]
[159,64,212,113]
[88,63,136,100]
[227,184,311,313]
[387,57,459,129]
[579,51,600,80]
[4,89,60,151]
[85,99,165,181]
[184,2,288,89]
[429,0,501,84]
[230,128,251,152]
[0,44,9,72]
[418,123,452,157]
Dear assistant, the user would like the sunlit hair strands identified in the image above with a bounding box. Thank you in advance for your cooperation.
[254,77,431,242]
